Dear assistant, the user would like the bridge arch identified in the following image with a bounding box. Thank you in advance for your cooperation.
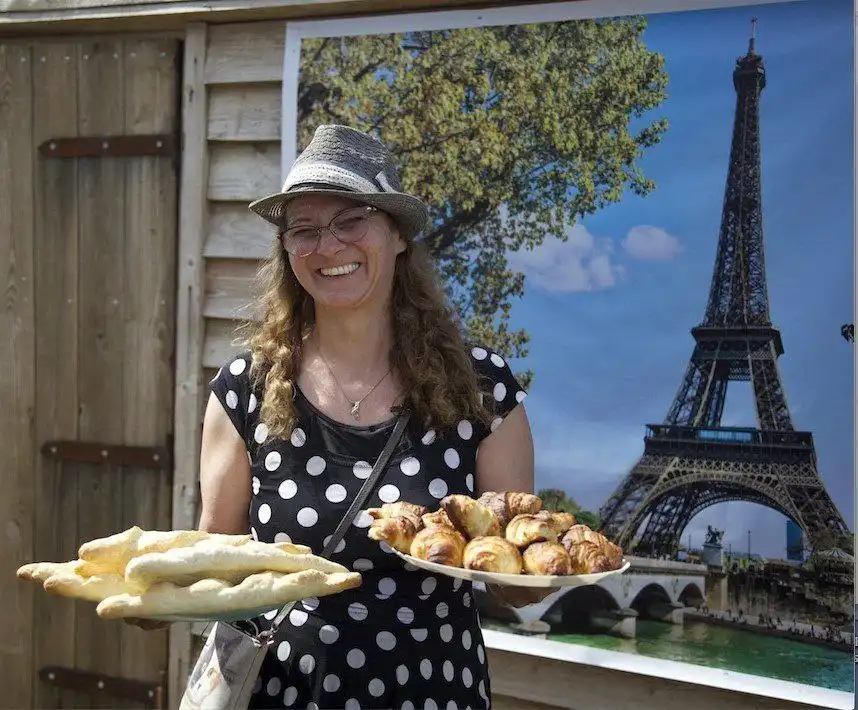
[537,584,619,631]
[629,582,671,612]
[678,581,705,607]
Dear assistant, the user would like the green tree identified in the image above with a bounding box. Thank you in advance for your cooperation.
[537,487,601,530]
[298,20,668,381]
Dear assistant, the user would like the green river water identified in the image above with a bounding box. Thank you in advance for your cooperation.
[486,619,853,692]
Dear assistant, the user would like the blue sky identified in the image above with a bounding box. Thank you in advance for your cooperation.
[507,0,854,558]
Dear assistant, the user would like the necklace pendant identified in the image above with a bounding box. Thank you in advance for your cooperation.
[350,401,361,421]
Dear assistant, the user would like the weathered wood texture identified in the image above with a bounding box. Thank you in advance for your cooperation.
[0,37,178,709]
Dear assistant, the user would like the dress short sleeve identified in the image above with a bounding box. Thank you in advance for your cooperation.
[469,344,528,441]
[209,350,254,445]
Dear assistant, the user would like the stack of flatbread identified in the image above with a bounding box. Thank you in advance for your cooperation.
[16,527,361,620]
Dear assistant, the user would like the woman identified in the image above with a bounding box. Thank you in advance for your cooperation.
[201,124,540,709]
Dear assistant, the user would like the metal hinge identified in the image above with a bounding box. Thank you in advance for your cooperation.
[41,440,171,471]
[38,134,176,158]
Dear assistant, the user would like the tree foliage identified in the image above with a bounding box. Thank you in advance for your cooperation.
[537,487,600,530]
[297,19,668,378]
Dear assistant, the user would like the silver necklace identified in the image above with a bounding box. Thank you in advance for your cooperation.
[317,351,392,422]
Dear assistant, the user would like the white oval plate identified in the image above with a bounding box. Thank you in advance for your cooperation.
[146,606,283,623]
[392,550,630,588]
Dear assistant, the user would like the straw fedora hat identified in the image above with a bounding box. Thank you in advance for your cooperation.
[249,124,429,240]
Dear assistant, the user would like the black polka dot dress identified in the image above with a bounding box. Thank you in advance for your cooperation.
[209,345,526,710]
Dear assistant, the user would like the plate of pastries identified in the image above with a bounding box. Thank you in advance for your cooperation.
[16,526,361,622]
[367,492,629,587]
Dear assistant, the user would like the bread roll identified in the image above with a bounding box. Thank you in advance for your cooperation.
[463,537,522,574]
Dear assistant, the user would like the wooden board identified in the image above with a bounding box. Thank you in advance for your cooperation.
[205,201,273,259]
[207,141,281,201]
[208,83,281,141]
[204,258,262,320]
[203,319,242,369]
[0,41,36,710]
[205,21,285,85]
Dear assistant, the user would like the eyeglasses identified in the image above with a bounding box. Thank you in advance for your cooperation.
[278,205,380,257]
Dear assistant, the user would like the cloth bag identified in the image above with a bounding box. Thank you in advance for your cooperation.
[179,413,411,710]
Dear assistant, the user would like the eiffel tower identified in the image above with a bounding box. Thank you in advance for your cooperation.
[598,21,851,558]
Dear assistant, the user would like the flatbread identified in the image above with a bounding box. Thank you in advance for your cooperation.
[124,541,348,590]
[43,572,131,603]
[17,560,83,584]
[96,569,361,619]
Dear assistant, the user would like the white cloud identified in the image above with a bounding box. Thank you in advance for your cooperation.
[507,224,625,293]
[621,225,683,261]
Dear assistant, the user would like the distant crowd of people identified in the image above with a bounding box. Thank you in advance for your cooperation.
[694,605,853,645]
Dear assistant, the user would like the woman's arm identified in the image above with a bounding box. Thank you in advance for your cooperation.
[198,392,252,535]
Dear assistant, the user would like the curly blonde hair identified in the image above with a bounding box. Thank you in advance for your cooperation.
[240,228,492,440]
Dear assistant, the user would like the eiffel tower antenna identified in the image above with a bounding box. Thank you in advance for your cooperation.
[598,23,851,558]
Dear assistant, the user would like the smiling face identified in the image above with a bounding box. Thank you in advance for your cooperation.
[284,194,406,311]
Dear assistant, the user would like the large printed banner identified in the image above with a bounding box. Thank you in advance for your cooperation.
[286,0,853,695]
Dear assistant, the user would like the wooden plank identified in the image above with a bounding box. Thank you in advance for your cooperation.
[120,36,178,691]
[204,258,261,320]
[75,38,126,708]
[203,319,242,369]
[208,83,281,141]
[0,41,36,710]
[30,40,81,710]
[207,141,280,201]
[169,22,207,706]
[205,21,285,85]
[205,201,273,259]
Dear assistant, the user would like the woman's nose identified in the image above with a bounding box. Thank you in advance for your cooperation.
[314,227,345,256]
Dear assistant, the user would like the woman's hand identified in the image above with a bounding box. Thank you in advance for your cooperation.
[486,584,555,608]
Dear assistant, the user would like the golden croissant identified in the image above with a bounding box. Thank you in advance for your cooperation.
[409,525,467,567]
[463,536,522,574]
[561,524,602,547]
[507,492,542,517]
[522,541,572,576]
[422,509,453,528]
[566,540,621,574]
[368,516,419,554]
[476,491,514,530]
[505,513,557,549]
[367,502,427,530]
[440,495,501,539]
[535,510,576,537]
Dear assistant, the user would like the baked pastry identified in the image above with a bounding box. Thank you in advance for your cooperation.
[476,492,514,529]
[522,541,572,576]
[367,516,419,554]
[560,526,623,570]
[440,495,501,539]
[16,560,84,584]
[507,492,542,517]
[367,502,427,530]
[560,524,602,547]
[43,572,132,603]
[422,509,453,528]
[463,537,522,574]
[505,514,556,548]
[409,525,467,567]
[535,510,576,537]
[566,540,616,574]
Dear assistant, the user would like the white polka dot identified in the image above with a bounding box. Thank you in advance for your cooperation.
[250,527,258,540]
[479,679,487,701]
[323,674,340,693]
[397,606,414,624]
[477,644,485,664]
[263,607,276,620]
[443,660,454,681]
[396,665,409,685]
[443,449,460,469]
[421,429,436,445]
[489,353,505,367]
[229,358,247,376]
[471,347,488,360]
[282,686,298,706]
[323,534,346,553]
[276,640,291,661]
[278,479,297,499]
[410,628,428,642]
[319,624,339,644]
[439,624,453,642]
[378,484,400,503]
[298,654,315,674]
[490,417,503,432]
[225,390,239,409]
[463,592,472,607]
[379,541,394,554]
[462,667,473,688]
[465,474,474,492]
[345,700,360,710]
[353,510,373,528]
[264,451,281,471]
[462,630,472,649]
[252,477,260,495]
[297,507,318,527]
[436,602,449,618]
[378,577,396,596]
[274,532,292,544]
[493,382,507,402]
[446,702,457,710]
[402,703,415,710]
[376,631,396,651]
[289,609,308,626]
[254,423,268,443]
[248,393,257,413]
[353,558,374,571]
[457,420,473,440]
[428,478,448,499]
[302,597,319,611]
[368,678,384,698]
[425,701,438,710]
[306,456,326,476]
[353,460,371,479]
[516,390,527,403]
[326,483,347,503]
[453,578,463,591]
[404,562,419,572]
[348,602,368,621]
[257,503,271,524]
[421,577,437,595]
[290,427,306,447]
[400,457,420,476]
[266,677,281,696]
[347,649,366,668]
[420,659,433,680]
